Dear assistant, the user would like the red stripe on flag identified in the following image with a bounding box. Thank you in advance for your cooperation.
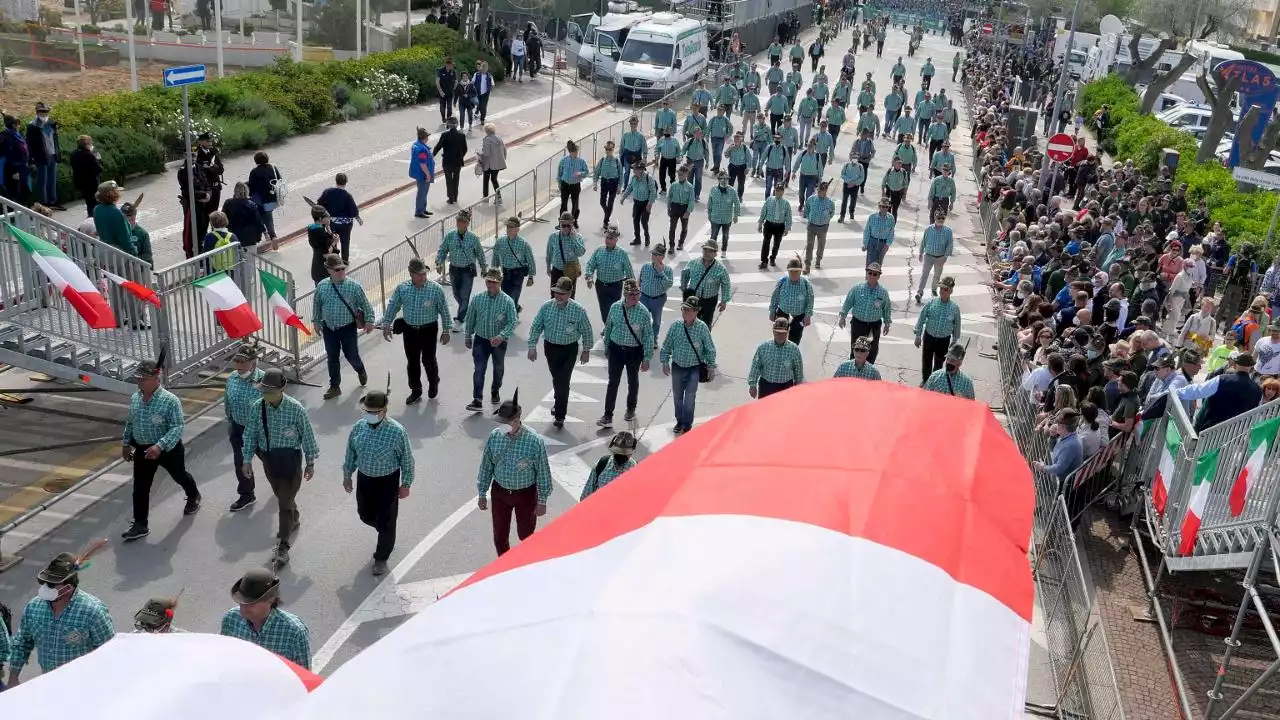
[62,286,116,329]
[214,306,263,339]
[457,382,1035,621]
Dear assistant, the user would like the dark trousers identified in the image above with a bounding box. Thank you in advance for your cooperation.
[482,170,501,197]
[620,150,638,190]
[471,340,507,401]
[604,341,643,417]
[439,92,455,122]
[444,165,462,203]
[402,322,440,393]
[928,138,943,162]
[686,292,717,325]
[728,163,746,198]
[858,160,870,191]
[711,223,730,249]
[500,269,528,312]
[334,223,353,264]
[599,178,618,224]
[263,450,303,546]
[921,332,949,384]
[559,181,582,222]
[848,317,883,362]
[761,221,785,264]
[886,188,904,218]
[131,441,199,528]
[356,469,401,561]
[322,323,365,388]
[658,158,677,191]
[758,379,795,398]
[631,202,651,244]
[786,314,807,344]
[545,341,578,422]
[595,280,623,324]
[491,483,538,555]
[549,267,578,299]
[228,422,255,499]
[668,208,690,247]
[770,113,783,133]
[840,184,860,218]
[477,93,490,122]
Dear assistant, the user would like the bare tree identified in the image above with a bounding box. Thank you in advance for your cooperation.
[1194,64,1241,163]
[1234,105,1280,175]
[1123,32,1199,114]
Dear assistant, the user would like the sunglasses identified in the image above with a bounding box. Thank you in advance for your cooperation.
[867,271,882,277]
[854,348,869,353]
[560,224,574,229]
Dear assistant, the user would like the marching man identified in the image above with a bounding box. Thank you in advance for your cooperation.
[915,212,954,304]
[381,257,452,404]
[914,276,962,383]
[748,316,805,399]
[343,388,414,576]
[835,335,882,379]
[580,431,638,501]
[527,277,595,429]
[923,343,976,399]
[122,359,201,542]
[477,390,552,556]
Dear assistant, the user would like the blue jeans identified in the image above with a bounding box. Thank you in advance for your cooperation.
[322,323,365,388]
[414,178,429,215]
[764,167,784,197]
[798,174,818,206]
[710,137,725,170]
[689,158,704,200]
[885,109,899,132]
[450,266,474,322]
[640,293,666,347]
[671,363,699,428]
[471,339,507,401]
[866,238,889,268]
[752,142,767,172]
[35,160,56,205]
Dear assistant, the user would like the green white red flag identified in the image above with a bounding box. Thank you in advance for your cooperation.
[8,222,116,329]
[1230,416,1280,517]
[102,270,162,307]
[1178,448,1221,555]
[1153,421,1181,517]
[258,270,310,336]
[194,272,261,338]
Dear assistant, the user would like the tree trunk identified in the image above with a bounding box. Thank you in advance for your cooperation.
[1195,70,1240,164]
[1138,51,1198,114]
[1244,112,1280,171]
[1124,33,1172,87]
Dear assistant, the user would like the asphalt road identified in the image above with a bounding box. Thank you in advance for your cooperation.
[0,23,1026,685]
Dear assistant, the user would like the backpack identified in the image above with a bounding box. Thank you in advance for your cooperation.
[1232,314,1260,347]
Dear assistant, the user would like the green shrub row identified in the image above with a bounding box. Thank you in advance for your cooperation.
[1078,75,1277,260]
[44,24,502,201]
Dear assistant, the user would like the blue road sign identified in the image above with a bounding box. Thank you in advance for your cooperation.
[163,64,207,88]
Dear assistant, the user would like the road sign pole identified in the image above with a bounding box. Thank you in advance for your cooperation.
[213,0,224,78]
[183,86,198,260]
[1039,0,1080,193]
[72,0,85,71]
[124,0,138,91]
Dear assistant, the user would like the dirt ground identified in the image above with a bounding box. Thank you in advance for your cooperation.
[0,62,175,111]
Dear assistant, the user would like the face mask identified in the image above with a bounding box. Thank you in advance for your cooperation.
[945,362,958,373]
[37,115,48,123]
[38,584,61,602]
[363,412,382,425]
[237,369,255,379]
[612,453,630,464]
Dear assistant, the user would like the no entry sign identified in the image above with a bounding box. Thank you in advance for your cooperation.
[982,22,993,33]
[1046,133,1075,162]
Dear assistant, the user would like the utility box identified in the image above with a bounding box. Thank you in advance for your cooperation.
[1004,107,1040,153]
[1162,148,1180,175]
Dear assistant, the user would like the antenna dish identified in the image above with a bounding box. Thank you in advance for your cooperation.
[1098,14,1124,36]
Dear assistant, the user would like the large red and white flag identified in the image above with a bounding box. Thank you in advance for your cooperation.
[302,382,1035,719]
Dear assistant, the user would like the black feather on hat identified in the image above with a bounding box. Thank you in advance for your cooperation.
[494,388,521,420]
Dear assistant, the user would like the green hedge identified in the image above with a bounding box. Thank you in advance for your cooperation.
[46,24,501,200]
[1230,45,1280,66]
[1079,75,1278,259]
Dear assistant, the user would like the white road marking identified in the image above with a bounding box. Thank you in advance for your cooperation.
[344,573,472,624]
[541,389,598,404]
[736,283,993,309]
[524,406,586,424]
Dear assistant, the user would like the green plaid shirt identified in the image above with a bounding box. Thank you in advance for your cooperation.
[124,387,184,451]
[896,114,916,134]
[605,301,655,359]
[707,186,741,224]
[931,151,956,172]
[726,143,752,167]
[834,360,882,379]
[923,368,975,399]
[927,121,948,140]
[545,231,586,270]
[793,150,822,176]
[242,395,319,463]
[804,196,835,225]
[660,318,716,368]
[224,368,265,428]
[657,136,682,159]
[921,225,954,256]
[681,259,732,302]
[882,167,908,191]
[760,196,793,232]
[857,113,879,134]
[799,96,819,119]
[436,230,487,271]
[894,144,916,167]
[585,246,635,284]
[620,129,646,154]
[8,591,115,673]
[639,262,674,297]
[492,235,537,275]
[382,279,452,329]
[654,108,677,133]
[770,277,815,317]
[668,180,695,207]
[839,282,892,326]
[841,161,865,187]
[929,176,956,203]
[857,90,875,107]
[748,339,804,387]
[343,417,414,486]
[913,297,962,341]
[465,290,518,341]
[528,299,594,348]
[594,155,624,180]
[622,174,658,204]
[581,457,636,501]
[709,114,733,139]
[313,279,374,330]
[477,426,552,502]
[220,607,311,670]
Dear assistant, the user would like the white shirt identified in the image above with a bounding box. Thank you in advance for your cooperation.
[512,38,526,56]
[1256,336,1280,376]
[1168,270,1194,297]
[1188,257,1207,286]
[1178,312,1217,349]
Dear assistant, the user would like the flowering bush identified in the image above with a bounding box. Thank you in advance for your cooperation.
[355,69,417,108]
[143,111,221,157]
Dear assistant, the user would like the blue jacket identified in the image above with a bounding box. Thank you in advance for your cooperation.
[408,140,435,181]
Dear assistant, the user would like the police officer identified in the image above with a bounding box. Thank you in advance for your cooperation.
[748,316,804,398]
[545,211,586,297]
[313,253,374,400]
[241,368,319,570]
[436,209,487,323]
[923,343,976,399]
[681,240,732,327]
[528,277,594,429]
[661,296,717,435]
[838,262,892,363]
[343,389,415,576]
[224,341,264,512]
[221,568,311,669]
[380,257,452,404]
[492,217,537,314]
[7,547,115,685]
[585,223,635,326]
[599,279,654,429]
[581,431,638,501]
[770,257,815,343]
[465,267,518,411]
[477,390,552,556]
[121,360,201,542]
[834,335,882,379]
[914,276,962,383]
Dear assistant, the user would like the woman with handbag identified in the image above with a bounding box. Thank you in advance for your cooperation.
[454,72,479,130]
[478,124,506,205]
[247,151,287,250]
[660,296,717,435]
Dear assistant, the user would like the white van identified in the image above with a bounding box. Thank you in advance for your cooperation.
[566,8,653,81]
[614,12,708,100]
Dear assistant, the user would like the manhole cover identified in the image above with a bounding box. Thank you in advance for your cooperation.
[42,477,75,493]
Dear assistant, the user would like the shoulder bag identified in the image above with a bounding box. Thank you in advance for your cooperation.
[683,323,712,382]
[559,233,581,281]
[259,400,301,478]
[329,282,366,329]
[620,302,645,349]
[270,165,290,207]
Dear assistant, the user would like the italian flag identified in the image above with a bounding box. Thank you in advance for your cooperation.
[1230,416,1280,517]
[1153,421,1181,517]
[194,272,261,339]
[8,223,116,329]
[1178,448,1220,555]
[259,270,311,336]
[101,270,162,307]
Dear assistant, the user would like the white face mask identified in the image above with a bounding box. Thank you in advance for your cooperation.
[38,584,61,601]
[363,412,382,425]
[237,369,255,379]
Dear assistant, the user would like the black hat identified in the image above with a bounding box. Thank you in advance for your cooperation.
[1235,352,1257,367]
[494,388,521,420]
[134,597,178,632]
[608,431,638,456]
[132,360,162,380]
[232,341,258,362]
[197,131,212,141]
[360,390,389,411]
[37,552,79,585]
[408,257,429,274]
[947,343,966,362]
[324,253,347,270]
[231,568,280,605]
[258,368,287,390]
